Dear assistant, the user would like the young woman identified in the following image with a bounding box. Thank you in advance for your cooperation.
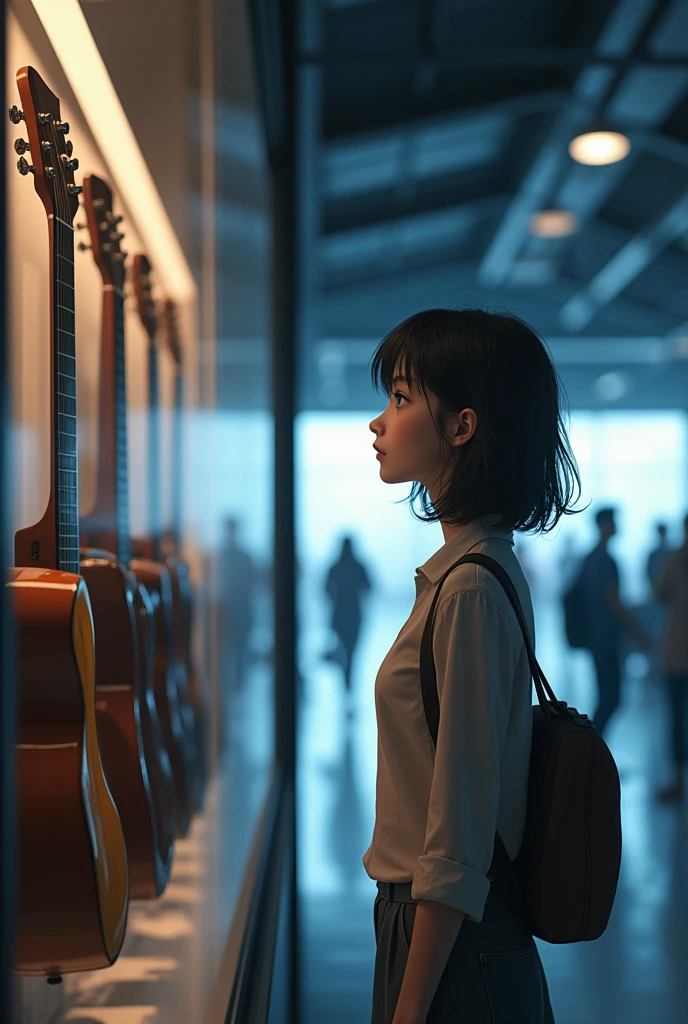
[363,308,581,1024]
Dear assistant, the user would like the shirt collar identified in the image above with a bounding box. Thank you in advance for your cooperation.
[416,515,515,584]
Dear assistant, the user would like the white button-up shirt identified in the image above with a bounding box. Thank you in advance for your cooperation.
[362,518,535,924]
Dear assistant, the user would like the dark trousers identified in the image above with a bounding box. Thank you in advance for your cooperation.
[371,881,555,1024]
[665,675,688,768]
[590,642,622,738]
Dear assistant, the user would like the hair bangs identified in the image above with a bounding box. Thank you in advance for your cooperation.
[370,324,427,396]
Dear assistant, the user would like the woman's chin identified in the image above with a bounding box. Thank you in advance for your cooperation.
[378,463,409,485]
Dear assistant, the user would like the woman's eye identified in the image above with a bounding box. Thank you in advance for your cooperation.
[392,392,406,408]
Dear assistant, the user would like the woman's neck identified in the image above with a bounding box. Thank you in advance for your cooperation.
[440,521,464,544]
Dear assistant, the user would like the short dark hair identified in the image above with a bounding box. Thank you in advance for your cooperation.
[370,307,582,535]
[595,507,616,527]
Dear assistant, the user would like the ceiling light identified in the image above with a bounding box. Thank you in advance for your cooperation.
[669,333,688,360]
[530,209,579,239]
[568,130,631,167]
[30,0,196,303]
[595,371,629,402]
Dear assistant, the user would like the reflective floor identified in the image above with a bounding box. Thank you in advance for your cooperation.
[299,590,688,1024]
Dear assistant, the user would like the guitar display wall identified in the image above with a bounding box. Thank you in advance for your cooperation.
[6,12,188,558]
[6,4,208,1020]
[5,0,279,1018]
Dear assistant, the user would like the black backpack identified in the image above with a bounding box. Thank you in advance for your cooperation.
[562,562,589,650]
[420,553,622,944]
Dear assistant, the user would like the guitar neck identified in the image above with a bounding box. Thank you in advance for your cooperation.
[114,291,131,565]
[53,216,80,574]
[171,370,183,550]
[83,288,131,565]
[148,338,162,560]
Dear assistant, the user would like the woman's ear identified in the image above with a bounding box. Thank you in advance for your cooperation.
[447,408,478,448]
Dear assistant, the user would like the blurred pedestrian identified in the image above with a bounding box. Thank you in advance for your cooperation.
[653,513,688,802]
[580,507,650,738]
[644,521,671,682]
[647,522,671,591]
[557,534,582,596]
[324,535,372,710]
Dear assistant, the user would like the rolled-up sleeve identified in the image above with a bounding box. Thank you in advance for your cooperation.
[411,588,516,923]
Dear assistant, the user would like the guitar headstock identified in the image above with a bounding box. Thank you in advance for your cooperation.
[11,66,81,223]
[162,299,182,368]
[82,175,127,290]
[133,255,158,341]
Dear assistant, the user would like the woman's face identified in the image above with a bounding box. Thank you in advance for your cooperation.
[368,370,449,496]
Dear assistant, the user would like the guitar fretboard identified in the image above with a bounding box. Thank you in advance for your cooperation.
[114,291,131,566]
[171,373,183,549]
[148,339,161,560]
[54,218,80,575]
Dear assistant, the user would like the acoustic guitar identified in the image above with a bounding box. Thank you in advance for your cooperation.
[78,173,175,898]
[130,255,198,836]
[161,299,210,807]
[8,65,128,977]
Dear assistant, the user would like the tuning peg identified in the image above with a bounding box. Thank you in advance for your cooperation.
[41,141,53,153]
[109,231,125,242]
[14,138,29,155]
[38,112,52,125]
[65,140,73,157]
[61,155,79,171]
[44,167,56,180]
[16,157,34,176]
[113,251,128,262]
[106,213,124,226]
[68,184,82,196]
[102,242,114,252]
[55,120,69,133]
[9,105,25,124]
[77,242,92,252]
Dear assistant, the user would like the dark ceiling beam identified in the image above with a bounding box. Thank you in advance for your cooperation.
[324,89,566,150]
[297,47,688,70]
[559,187,688,331]
[477,0,662,289]
[322,193,508,240]
[630,129,688,167]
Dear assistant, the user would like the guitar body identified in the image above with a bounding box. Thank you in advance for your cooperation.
[8,568,129,975]
[166,554,209,809]
[129,552,195,837]
[80,550,174,897]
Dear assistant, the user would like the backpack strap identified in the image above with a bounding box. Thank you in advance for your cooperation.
[418,552,559,932]
[420,553,558,747]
